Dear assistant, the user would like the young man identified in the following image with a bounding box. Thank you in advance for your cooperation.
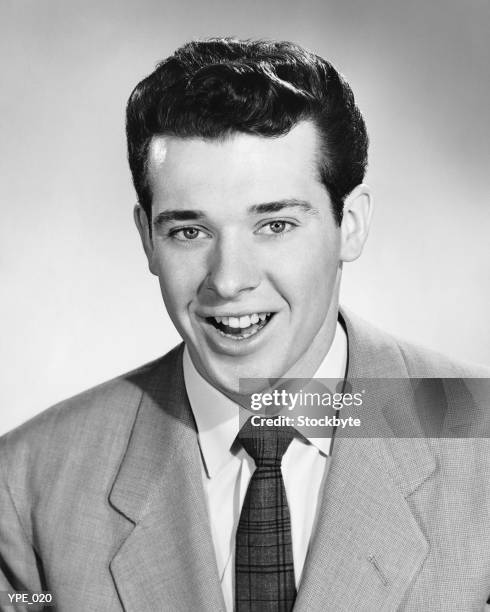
[1,38,489,612]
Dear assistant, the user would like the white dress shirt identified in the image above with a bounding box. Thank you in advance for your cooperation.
[183,322,347,612]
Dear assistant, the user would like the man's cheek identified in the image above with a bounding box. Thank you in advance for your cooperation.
[159,278,186,316]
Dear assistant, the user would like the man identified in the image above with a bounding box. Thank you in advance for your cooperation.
[1,38,489,612]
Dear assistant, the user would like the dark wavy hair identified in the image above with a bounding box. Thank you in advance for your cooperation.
[126,38,368,226]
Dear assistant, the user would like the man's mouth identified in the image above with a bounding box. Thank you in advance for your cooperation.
[205,312,274,340]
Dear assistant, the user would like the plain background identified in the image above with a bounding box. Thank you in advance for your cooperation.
[1,0,489,436]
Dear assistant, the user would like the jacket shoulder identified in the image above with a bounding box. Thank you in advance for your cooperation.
[341,307,489,379]
[0,344,184,490]
[395,337,490,378]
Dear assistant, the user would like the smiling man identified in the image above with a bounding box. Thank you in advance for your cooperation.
[1,38,490,612]
[135,120,369,394]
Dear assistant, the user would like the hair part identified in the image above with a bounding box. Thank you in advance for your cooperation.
[126,38,369,226]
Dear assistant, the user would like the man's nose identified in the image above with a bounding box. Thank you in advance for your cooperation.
[204,236,261,300]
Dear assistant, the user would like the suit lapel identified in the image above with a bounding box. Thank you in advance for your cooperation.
[294,310,436,611]
[108,346,225,612]
[295,435,432,611]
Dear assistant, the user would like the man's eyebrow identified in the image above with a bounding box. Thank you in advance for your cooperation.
[153,210,205,226]
[248,199,319,215]
[152,200,318,226]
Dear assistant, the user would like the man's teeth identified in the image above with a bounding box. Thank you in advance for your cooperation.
[214,313,270,329]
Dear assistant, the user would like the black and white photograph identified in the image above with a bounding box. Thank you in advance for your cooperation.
[1,0,489,610]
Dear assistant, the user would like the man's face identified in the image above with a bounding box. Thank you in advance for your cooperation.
[138,121,344,396]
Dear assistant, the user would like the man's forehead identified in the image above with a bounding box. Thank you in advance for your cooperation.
[147,121,321,172]
[146,122,329,214]
[149,138,168,165]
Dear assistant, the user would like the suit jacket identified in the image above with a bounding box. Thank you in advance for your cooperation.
[1,309,490,611]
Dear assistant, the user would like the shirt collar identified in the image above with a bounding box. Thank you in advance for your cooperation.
[183,321,347,478]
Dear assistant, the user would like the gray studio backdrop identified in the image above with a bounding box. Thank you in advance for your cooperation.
[1,0,489,435]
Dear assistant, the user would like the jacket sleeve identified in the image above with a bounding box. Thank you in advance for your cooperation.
[0,438,44,594]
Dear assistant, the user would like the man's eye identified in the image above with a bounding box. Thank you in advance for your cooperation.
[257,220,296,236]
[170,227,207,241]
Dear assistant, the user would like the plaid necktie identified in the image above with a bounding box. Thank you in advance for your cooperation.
[235,418,297,612]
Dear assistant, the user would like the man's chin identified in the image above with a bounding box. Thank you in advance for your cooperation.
[204,362,287,404]
[187,339,292,397]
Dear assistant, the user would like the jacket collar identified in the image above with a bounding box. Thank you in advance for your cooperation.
[340,307,436,496]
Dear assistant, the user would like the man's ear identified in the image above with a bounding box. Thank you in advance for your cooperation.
[134,204,157,275]
[339,183,373,262]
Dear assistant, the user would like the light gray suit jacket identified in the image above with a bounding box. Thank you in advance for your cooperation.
[1,310,490,611]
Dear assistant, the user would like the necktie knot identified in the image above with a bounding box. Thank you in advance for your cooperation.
[237,418,296,467]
